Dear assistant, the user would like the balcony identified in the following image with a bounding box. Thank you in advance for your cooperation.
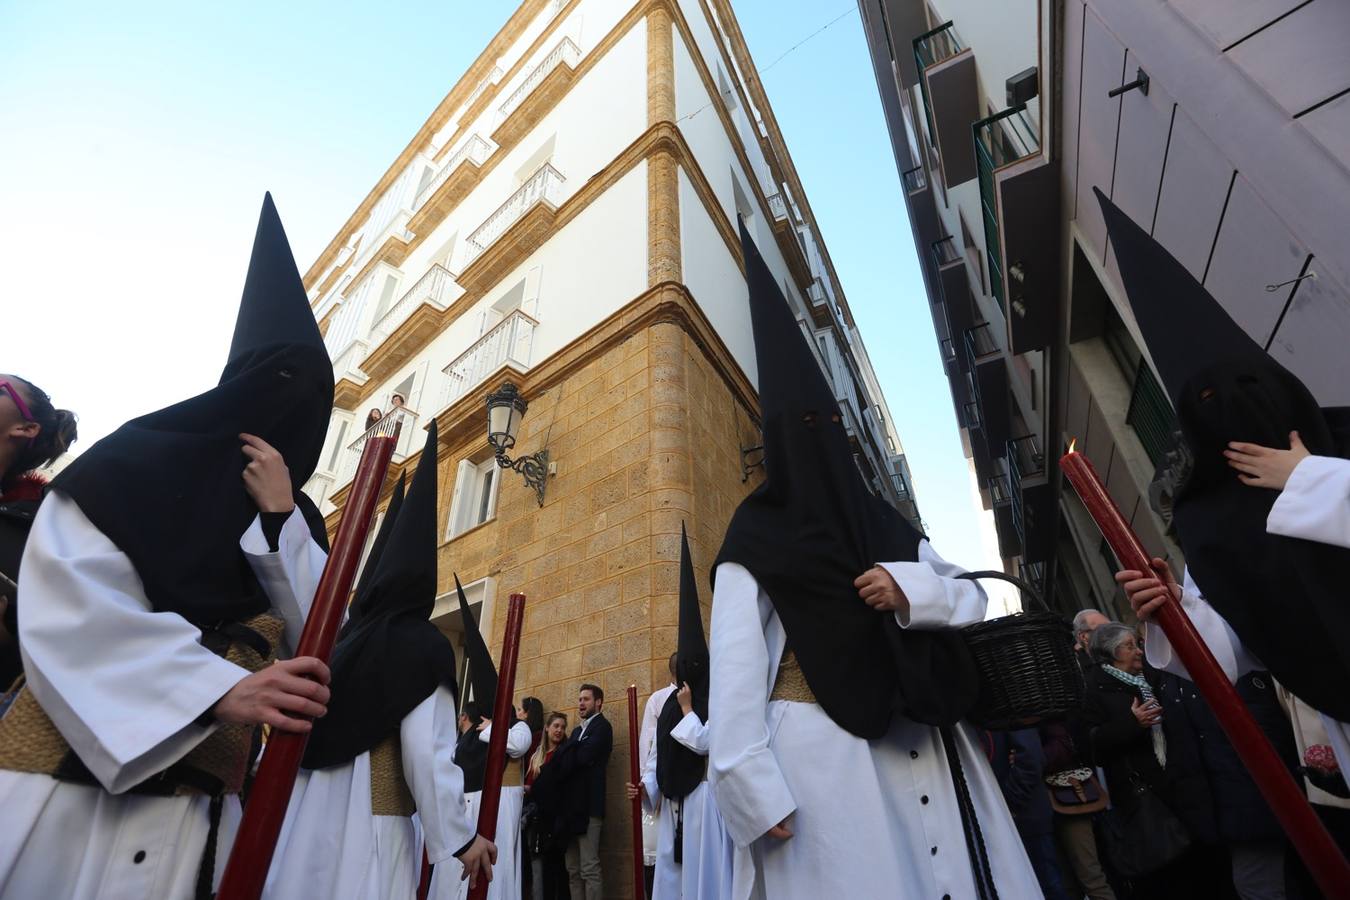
[939,337,957,369]
[331,338,371,382]
[438,309,539,412]
[989,472,1023,558]
[493,37,581,147]
[361,264,466,386]
[334,406,420,494]
[1020,560,1047,604]
[964,323,1010,448]
[409,135,493,232]
[901,164,927,197]
[973,104,1057,354]
[913,22,978,188]
[465,66,503,110]
[458,163,566,294]
[1008,433,1053,563]
[303,471,336,513]
[1126,360,1178,466]
[766,191,788,221]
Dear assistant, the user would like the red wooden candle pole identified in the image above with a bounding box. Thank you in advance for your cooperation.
[216,432,400,900]
[627,685,645,900]
[1060,447,1350,898]
[467,593,527,900]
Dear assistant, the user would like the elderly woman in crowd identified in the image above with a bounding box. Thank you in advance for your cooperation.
[1084,623,1232,899]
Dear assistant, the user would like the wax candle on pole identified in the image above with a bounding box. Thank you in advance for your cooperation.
[467,593,527,900]
[217,430,400,900]
[1059,443,1350,898]
[627,685,645,900]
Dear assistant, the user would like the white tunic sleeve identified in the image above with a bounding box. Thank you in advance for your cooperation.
[879,539,989,629]
[670,711,710,755]
[639,685,673,774]
[240,508,327,653]
[708,562,795,848]
[17,492,250,793]
[1143,568,1263,683]
[640,722,660,811]
[476,720,534,758]
[402,685,476,864]
[1267,456,1350,548]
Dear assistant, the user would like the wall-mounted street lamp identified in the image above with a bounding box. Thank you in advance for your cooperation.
[486,381,550,507]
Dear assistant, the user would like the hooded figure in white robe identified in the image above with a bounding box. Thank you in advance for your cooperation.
[707,224,1038,900]
[1095,188,1350,770]
[0,194,335,900]
[639,525,733,900]
[428,577,533,900]
[265,421,479,900]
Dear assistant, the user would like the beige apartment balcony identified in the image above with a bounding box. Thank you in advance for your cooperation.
[436,308,538,413]
[492,37,581,148]
[408,134,494,235]
[361,264,466,386]
[457,163,565,294]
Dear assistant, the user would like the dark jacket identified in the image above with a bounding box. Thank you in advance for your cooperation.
[0,476,45,689]
[539,712,612,833]
[1083,665,1172,812]
[455,725,488,795]
[1154,669,1297,844]
[990,728,1054,838]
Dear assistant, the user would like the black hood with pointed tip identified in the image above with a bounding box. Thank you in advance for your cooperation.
[458,573,499,710]
[1097,187,1350,720]
[304,420,457,769]
[345,472,406,633]
[54,193,333,626]
[656,524,710,799]
[713,223,978,736]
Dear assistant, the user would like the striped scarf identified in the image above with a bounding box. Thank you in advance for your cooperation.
[1102,664,1167,767]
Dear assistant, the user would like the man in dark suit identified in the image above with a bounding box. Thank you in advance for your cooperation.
[546,682,612,900]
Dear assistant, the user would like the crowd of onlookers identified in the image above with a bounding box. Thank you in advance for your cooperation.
[984,607,1348,900]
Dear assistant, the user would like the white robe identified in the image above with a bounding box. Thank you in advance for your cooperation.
[263,685,475,900]
[431,719,533,900]
[640,683,678,867]
[641,710,733,900]
[708,543,1040,900]
[0,493,324,900]
[1144,454,1350,771]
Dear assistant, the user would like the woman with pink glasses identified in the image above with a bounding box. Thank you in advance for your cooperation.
[0,374,77,691]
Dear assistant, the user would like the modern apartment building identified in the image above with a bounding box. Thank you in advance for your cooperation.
[859,0,1350,619]
[301,0,921,886]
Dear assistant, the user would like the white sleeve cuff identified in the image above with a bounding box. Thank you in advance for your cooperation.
[671,710,710,754]
[713,745,796,848]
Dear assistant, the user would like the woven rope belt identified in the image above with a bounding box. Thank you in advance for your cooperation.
[769,649,817,703]
[0,612,285,796]
[501,758,525,788]
[369,733,416,817]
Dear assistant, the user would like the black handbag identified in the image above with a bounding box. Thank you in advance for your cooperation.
[1100,769,1192,877]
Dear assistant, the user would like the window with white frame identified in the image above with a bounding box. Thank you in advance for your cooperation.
[325,418,351,472]
[371,271,402,324]
[448,455,500,538]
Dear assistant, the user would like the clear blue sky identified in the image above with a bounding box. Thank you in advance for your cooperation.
[0,1,1001,577]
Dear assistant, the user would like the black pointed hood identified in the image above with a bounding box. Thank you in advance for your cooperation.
[1096,187,1350,720]
[714,223,977,736]
[304,421,458,769]
[656,524,710,800]
[346,473,406,631]
[54,193,333,626]
[1095,187,1274,401]
[458,574,499,709]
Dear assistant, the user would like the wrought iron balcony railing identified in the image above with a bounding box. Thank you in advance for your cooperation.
[912,21,963,139]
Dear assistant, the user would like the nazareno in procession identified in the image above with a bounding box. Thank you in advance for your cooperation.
[0,188,1348,900]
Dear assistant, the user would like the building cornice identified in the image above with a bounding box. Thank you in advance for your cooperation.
[303,0,552,292]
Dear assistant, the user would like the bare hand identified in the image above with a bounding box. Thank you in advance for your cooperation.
[456,834,497,888]
[625,781,641,801]
[1225,432,1309,490]
[765,817,793,841]
[477,718,491,733]
[854,566,908,617]
[677,682,693,716]
[241,433,294,514]
[212,656,331,733]
[1114,558,1179,622]
[1131,697,1162,728]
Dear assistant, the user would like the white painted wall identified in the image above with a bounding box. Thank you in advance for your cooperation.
[929,0,1041,127]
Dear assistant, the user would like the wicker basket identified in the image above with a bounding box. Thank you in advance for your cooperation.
[957,571,1085,731]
